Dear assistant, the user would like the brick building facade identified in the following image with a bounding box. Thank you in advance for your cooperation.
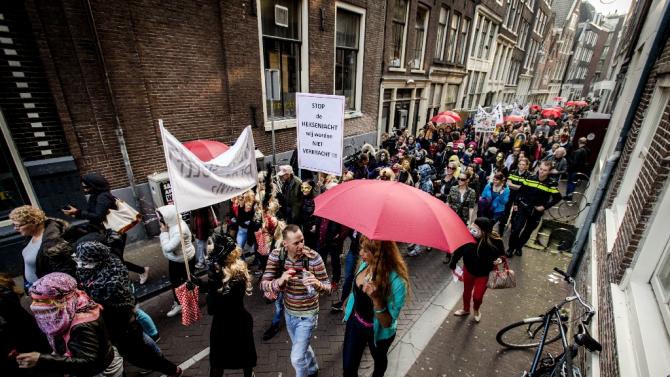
[574,0,670,375]
[0,0,385,273]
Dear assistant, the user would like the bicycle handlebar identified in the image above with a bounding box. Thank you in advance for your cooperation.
[553,267,572,282]
[554,267,596,323]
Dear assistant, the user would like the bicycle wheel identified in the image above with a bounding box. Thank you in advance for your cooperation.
[496,317,562,349]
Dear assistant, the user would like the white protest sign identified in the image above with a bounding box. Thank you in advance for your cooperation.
[160,123,257,212]
[474,106,496,133]
[296,93,344,176]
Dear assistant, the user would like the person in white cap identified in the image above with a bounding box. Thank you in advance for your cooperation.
[276,165,303,225]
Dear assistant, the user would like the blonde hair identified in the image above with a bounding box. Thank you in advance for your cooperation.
[359,236,410,300]
[9,205,46,225]
[378,167,396,181]
[221,248,252,296]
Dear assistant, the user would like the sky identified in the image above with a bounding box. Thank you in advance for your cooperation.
[586,0,634,16]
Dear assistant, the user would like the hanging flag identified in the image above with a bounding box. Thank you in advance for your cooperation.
[160,123,258,212]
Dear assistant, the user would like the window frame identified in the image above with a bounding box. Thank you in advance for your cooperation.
[389,0,410,69]
[445,11,461,63]
[257,0,310,130]
[434,6,449,61]
[411,4,430,71]
[334,2,366,115]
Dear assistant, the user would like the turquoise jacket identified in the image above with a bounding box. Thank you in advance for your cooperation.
[343,262,408,343]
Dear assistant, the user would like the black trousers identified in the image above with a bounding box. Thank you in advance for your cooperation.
[114,319,178,374]
[343,317,395,377]
[169,258,196,301]
[318,246,342,282]
[508,206,543,252]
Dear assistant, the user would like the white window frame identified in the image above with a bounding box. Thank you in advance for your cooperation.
[389,0,410,71]
[257,0,310,131]
[434,6,449,61]
[411,5,430,72]
[0,109,39,226]
[334,2,366,116]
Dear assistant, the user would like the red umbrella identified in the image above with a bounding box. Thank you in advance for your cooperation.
[504,115,525,123]
[576,100,588,107]
[530,104,541,111]
[537,119,557,126]
[183,140,230,161]
[314,180,474,252]
[431,114,458,124]
[565,101,577,107]
[437,111,462,122]
[541,108,561,118]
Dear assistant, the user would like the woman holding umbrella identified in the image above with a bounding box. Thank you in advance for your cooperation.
[343,236,409,377]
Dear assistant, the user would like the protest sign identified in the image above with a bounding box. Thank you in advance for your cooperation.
[296,93,345,176]
[160,123,257,212]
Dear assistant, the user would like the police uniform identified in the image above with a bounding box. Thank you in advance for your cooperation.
[500,168,531,234]
[507,173,562,255]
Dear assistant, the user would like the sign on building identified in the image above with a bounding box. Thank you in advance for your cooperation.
[296,93,345,176]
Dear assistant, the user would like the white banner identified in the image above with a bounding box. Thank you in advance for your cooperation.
[296,92,344,176]
[493,103,504,125]
[160,123,257,212]
[474,106,496,133]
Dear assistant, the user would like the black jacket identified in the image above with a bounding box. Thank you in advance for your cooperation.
[450,238,505,277]
[36,318,115,377]
[34,218,76,280]
[514,173,562,210]
[0,287,52,377]
[78,173,117,228]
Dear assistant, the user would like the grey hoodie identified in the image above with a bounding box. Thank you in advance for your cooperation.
[157,204,195,262]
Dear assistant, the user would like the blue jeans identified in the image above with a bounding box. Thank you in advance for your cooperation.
[566,172,579,197]
[135,308,158,338]
[236,227,248,249]
[340,248,359,303]
[285,313,319,377]
[195,239,207,264]
[271,293,285,327]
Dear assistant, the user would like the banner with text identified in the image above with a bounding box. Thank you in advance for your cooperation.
[160,124,257,213]
[296,93,345,176]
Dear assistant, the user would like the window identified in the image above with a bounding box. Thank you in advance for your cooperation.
[425,83,443,121]
[435,7,448,60]
[485,21,495,59]
[381,89,393,134]
[653,240,670,334]
[458,18,470,64]
[412,5,429,70]
[477,18,489,59]
[445,12,460,63]
[471,15,482,58]
[335,7,363,111]
[445,84,459,109]
[390,0,409,68]
[0,135,30,222]
[261,0,303,120]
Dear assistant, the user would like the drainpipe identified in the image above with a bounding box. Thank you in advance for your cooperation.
[84,0,142,213]
[567,0,670,277]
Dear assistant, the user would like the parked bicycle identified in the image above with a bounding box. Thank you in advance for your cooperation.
[496,268,601,377]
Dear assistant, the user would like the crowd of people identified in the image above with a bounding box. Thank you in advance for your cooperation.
[1,103,592,377]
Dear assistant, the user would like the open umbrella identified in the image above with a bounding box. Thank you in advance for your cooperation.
[541,108,561,118]
[431,114,458,124]
[530,104,542,112]
[437,111,462,122]
[183,140,230,161]
[314,180,474,252]
[537,119,557,126]
[504,115,525,123]
[576,100,588,107]
[565,101,577,107]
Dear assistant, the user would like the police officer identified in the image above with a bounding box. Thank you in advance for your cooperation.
[507,160,562,256]
[501,157,532,234]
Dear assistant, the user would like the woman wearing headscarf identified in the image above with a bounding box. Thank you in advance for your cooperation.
[74,241,182,377]
[62,173,149,284]
[449,218,505,322]
[0,273,51,377]
[342,236,409,377]
[10,205,76,288]
[206,232,257,377]
[15,272,122,377]
[157,204,196,318]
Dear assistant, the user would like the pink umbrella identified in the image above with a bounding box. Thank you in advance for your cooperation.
[182,140,230,161]
[504,115,525,123]
[537,119,557,126]
[431,114,457,124]
[575,100,588,107]
[437,111,462,122]
[314,180,474,252]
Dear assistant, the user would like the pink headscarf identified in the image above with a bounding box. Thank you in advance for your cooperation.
[29,272,101,352]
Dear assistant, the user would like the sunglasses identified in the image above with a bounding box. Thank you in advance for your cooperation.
[446,167,454,170]
[458,177,467,181]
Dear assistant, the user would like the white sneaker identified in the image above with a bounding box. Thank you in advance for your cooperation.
[473,310,482,322]
[167,302,182,318]
[139,267,150,285]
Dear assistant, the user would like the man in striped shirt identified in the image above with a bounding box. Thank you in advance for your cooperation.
[261,224,331,377]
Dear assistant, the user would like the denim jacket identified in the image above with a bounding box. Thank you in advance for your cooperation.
[343,262,407,343]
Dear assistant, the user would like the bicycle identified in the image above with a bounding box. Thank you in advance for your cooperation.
[496,268,602,377]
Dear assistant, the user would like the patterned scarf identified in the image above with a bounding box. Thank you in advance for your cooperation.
[75,241,135,310]
[29,272,100,352]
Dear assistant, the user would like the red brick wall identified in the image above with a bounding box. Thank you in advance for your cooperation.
[25,0,384,189]
[588,30,670,377]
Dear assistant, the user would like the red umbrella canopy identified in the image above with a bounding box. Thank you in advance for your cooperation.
[182,140,230,161]
[565,101,577,107]
[530,104,542,111]
[537,119,557,126]
[430,114,457,124]
[541,108,561,118]
[504,115,525,123]
[314,180,474,252]
[576,100,588,107]
[437,111,462,122]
